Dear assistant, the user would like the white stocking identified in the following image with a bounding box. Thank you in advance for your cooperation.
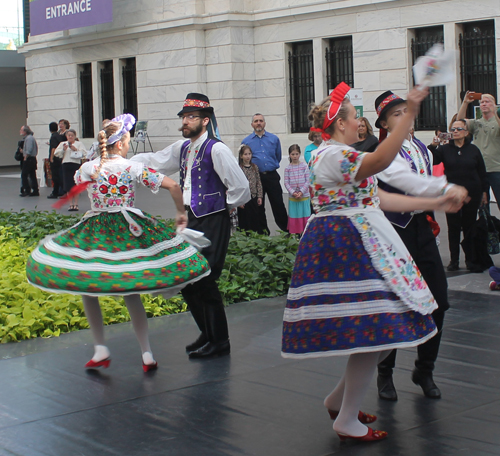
[324,350,391,413]
[82,295,110,362]
[332,352,381,437]
[124,295,155,365]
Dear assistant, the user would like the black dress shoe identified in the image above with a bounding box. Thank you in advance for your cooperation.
[377,374,398,401]
[28,192,40,197]
[185,333,208,352]
[19,193,29,197]
[447,261,459,272]
[411,369,441,398]
[47,193,58,199]
[188,340,230,359]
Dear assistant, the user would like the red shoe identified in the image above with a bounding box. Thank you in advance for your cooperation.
[489,281,500,291]
[328,409,377,424]
[85,358,111,369]
[336,427,388,442]
[143,361,158,373]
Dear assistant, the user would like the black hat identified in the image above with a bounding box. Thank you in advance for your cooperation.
[177,93,214,116]
[374,90,406,129]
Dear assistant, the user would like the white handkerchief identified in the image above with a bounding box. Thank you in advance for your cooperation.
[176,227,211,251]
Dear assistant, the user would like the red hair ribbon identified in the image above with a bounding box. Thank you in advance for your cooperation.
[311,82,352,140]
[52,181,91,209]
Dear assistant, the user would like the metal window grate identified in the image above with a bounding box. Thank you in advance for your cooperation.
[23,0,30,43]
[100,61,115,121]
[325,37,353,93]
[411,27,446,130]
[79,63,94,138]
[459,21,497,118]
[122,58,138,120]
[288,42,315,133]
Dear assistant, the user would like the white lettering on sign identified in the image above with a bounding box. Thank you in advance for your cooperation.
[45,0,92,19]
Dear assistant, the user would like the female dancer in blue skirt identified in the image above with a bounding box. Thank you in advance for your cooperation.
[281,83,465,442]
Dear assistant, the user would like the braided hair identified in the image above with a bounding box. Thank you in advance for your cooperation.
[91,120,123,179]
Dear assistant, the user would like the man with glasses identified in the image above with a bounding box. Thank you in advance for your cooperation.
[372,91,468,402]
[132,93,250,358]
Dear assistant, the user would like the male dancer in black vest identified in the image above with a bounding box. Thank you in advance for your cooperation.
[132,93,250,358]
[374,91,468,399]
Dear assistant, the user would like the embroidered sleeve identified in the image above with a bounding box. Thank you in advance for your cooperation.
[140,166,164,194]
[74,162,92,184]
[338,149,366,183]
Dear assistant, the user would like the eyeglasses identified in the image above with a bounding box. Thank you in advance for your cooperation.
[450,128,466,132]
[179,115,202,121]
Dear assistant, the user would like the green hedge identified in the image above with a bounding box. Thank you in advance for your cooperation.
[0,210,298,343]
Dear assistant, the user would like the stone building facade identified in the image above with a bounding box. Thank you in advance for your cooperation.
[19,0,500,175]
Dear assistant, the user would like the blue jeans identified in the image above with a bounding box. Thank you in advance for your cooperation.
[486,172,500,211]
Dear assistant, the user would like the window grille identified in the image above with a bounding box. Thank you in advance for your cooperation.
[459,21,497,118]
[100,61,115,121]
[411,26,446,130]
[122,58,138,131]
[79,63,94,138]
[325,37,353,93]
[288,41,315,133]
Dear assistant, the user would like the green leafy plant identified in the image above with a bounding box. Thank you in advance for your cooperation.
[0,210,298,343]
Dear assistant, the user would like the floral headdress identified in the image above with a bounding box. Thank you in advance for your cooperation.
[310,82,351,140]
[107,113,136,145]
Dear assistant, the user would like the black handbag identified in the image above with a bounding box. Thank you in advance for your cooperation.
[14,148,23,161]
[480,207,500,255]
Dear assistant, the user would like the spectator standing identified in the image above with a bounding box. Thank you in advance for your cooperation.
[237,144,266,234]
[457,92,500,209]
[242,114,288,233]
[304,130,322,164]
[429,119,488,271]
[54,129,86,211]
[58,119,70,139]
[350,116,379,152]
[19,125,39,197]
[284,144,310,235]
[47,122,65,199]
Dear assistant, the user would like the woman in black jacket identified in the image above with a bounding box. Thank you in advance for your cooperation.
[430,119,488,271]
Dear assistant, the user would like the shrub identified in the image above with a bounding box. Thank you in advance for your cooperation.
[0,210,298,343]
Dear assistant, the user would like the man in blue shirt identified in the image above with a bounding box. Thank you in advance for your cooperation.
[242,114,288,232]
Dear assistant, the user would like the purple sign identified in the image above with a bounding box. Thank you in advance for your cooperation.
[30,0,113,36]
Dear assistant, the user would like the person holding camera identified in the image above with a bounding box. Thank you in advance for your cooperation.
[457,92,500,210]
[429,119,488,272]
[54,129,87,211]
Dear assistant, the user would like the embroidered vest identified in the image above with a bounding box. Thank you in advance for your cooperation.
[179,138,227,218]
[378,138,432,228]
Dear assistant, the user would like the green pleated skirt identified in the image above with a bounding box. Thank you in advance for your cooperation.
[26,212,211,296]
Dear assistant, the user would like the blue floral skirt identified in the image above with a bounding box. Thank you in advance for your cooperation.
[282,215,437,358]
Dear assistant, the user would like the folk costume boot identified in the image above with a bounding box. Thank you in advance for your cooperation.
[188,304,230,359]
[411,368,441,399]
[377,374,398,401]
[185,333,208,352]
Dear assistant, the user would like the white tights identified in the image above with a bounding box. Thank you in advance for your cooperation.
[324,350,391,437]
[82,294,155,365]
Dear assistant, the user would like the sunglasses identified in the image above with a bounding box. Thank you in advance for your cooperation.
[450,127,466,132]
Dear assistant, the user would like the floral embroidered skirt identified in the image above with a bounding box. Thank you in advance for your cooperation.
[26,211,211,296]
[282,215,437,358]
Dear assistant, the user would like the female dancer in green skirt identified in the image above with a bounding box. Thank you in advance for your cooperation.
[27,114,210,371]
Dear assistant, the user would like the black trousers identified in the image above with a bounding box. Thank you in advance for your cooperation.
[49,160,63,196]
[21,157,38,194]
[446,194,481,264]
[181,208,231,343]
[259,170,289,233]
[62,162,81,194]
[378,213,449,375]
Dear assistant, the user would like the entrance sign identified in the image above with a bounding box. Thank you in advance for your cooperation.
[30,0,112,36]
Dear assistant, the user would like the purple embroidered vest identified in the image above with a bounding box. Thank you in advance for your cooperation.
[378,138,432,228]
[180,138,227,218]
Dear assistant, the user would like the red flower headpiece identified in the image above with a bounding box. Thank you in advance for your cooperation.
[313,82,351,140]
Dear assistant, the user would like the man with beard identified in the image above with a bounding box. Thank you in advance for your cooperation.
[132,93,250,358]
